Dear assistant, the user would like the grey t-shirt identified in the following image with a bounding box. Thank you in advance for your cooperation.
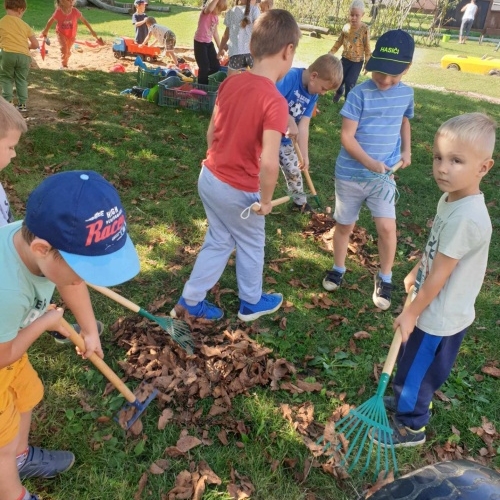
[415,193,491,336]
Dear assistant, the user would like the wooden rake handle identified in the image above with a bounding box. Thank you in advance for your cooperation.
[292,138,317,196]
[87,283,141,314]
[251,195,291,212]
[381,286,415,377]
[59,317,136,403]
[389,160,404,175]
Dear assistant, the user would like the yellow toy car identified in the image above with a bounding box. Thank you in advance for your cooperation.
[441,54,500,76]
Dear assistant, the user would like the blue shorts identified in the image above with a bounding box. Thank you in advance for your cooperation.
[334,177,396,224]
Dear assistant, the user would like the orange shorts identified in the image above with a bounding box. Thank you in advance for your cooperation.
[0,354,44,447]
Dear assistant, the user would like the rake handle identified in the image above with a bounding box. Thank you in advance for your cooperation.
[59,318,136,403]
[381,286,415,377]
[251,195,291,212]
[87,283,141,314]
[292,138,317,196]
[389,160,404,174]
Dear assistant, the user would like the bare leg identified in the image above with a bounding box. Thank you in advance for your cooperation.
[0,433,24,500]
[374,217,396,275]
[167,50,178,66]
[333,222,355,268]
[15,411,31,456]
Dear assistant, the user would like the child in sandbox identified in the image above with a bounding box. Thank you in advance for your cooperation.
[140,17,178,65]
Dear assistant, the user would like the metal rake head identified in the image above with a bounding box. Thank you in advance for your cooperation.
[158,317,195,355]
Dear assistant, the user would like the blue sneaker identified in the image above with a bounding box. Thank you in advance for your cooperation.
[238,293,283,322]
[18,446,75,479]
[171,297,224,320]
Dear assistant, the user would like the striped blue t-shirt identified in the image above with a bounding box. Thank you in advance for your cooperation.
[335,79,414,180]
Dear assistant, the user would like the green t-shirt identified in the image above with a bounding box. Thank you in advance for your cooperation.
[0,221,55,343]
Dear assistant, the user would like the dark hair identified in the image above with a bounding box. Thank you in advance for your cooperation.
[250,9,301,60]
[240,0,252,28]
[5,0,27,9]
[146,16,156,25]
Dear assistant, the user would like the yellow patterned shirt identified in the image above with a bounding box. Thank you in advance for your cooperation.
[330,22,371,64]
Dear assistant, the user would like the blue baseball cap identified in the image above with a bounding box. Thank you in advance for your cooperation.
[365,29,414,75]
[25,171,140,286]
[134,0,146,5]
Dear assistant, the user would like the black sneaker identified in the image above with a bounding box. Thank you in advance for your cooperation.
[372,274,392,310]
[371,416,426,448]
[292,202,315,214]
[322,269,344,291]
[49,320,104,344]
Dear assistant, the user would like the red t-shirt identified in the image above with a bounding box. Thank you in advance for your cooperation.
[52,7,82,39]
[204,72,288,192]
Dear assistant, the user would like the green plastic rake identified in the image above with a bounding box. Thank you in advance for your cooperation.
[87,283,194,354]
[320,288,414,479]
[352,160,404,204]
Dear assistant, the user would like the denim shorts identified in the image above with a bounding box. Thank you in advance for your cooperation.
[334,177,396,224]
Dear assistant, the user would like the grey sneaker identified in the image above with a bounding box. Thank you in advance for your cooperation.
[49,320,104,344]
[372,274,392,310]
[372,416,426,448]
[322,269,344,291]
[18,446,75,479]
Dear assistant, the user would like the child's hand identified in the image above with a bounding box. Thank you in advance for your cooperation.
[286,120,298,141]
[400,151,412,168]
[255,200,273,216]
[41,307,65,333]
[367,159,390,174]
[77,329,104,360]
[393,309,417,344]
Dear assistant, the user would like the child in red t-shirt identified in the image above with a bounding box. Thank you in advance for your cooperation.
[41,0,100,68]
[171,10,301,323]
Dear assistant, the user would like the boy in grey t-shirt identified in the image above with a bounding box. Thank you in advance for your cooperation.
[0,97,27,227]
[375,113,496,448]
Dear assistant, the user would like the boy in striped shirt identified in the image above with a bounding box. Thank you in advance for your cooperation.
[323,29,414,310]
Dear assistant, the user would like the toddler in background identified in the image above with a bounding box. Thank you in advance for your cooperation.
[132,0,148,44]
[140,16,178,65]
[194,0,227,85]
[0,0,39,112]
[219,0,260,76]
[41,0,100,69]
[330,0,371,103]
[259,0,273,13]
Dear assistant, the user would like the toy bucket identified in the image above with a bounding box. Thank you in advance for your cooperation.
[442,34,451,43]
[208,71,227,85]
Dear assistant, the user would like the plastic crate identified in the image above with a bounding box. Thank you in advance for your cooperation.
[137,68,164,88]
[158,82,217,112]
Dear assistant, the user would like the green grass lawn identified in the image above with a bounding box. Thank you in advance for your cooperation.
[2,3,500,500]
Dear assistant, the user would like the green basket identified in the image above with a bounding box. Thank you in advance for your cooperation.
[207,71,227,90]
[158,82,217,113]
[137,68,164,88]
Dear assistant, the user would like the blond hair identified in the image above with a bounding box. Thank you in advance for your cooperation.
[350,0,365,11]
[214,0,227,15]
[437,113,496,157]
[309,54,343,87]
[0,97,27,139]
[250,9,301,61]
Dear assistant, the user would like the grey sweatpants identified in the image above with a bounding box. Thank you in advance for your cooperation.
[181,166,265,304]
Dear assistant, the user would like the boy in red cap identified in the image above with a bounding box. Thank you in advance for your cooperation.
[0,171,140,500]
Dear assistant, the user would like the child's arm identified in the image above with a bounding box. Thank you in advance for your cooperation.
[203,0,221,14]
[213,25,221,50]
[297,117,311,171]
[207,108,217,147]
[341,117,390,174]
[0,308,64,369]
[363,27,371,66]
[286,115,298,141]
[218,27,229,56]
[403,260,420,292]
[329,32,344,54]
[135,18,148,27]
[400,116,412,167]
[40,16,56,37]
[256,130,282,215]
[139,31,152,46]
[57,282,104,359]
[79,15,98,39]
[28,34,39,50]
[394,252,459,342]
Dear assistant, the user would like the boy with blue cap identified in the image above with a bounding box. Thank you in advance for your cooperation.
[323,29,414,311]
[0,171,140,500]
